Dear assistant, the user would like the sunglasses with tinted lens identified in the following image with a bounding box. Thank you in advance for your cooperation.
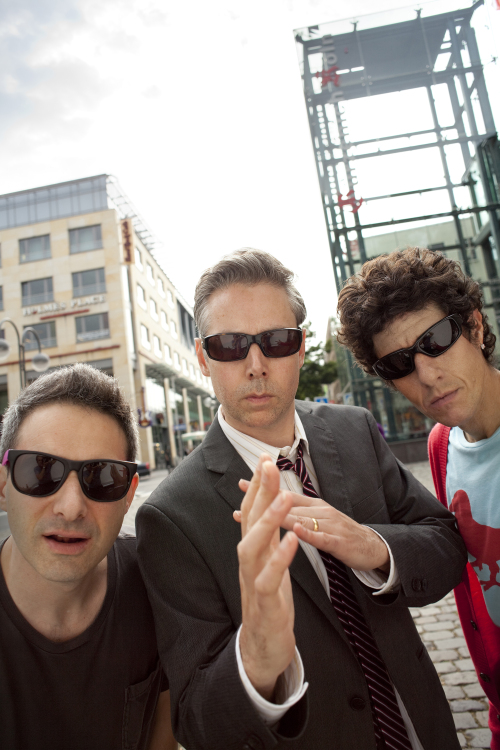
[203,328,303,362]
[372,314,462,381]
[2,450,137,502]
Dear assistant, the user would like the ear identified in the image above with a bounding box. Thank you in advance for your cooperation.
[0,466,8,512]
[470,309,484,347]
[195,338,211,377]
[298,328,307,369]
[124,472,140,514]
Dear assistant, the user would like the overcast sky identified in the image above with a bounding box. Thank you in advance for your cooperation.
[1,0,499,339]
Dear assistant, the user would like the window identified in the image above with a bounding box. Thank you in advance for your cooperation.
[0,286,3,311]
[164,343,172,363]
[167,290,174,308]
[196,368,202,384]
[137,284,147,310]
[76,313,109,343]
[22,277,53,306]
[153,335,161,357]
[72,268,106,297]
[135,247,143,270]
[24,321,56,350]
[157,277,165,297]
[161,310,168,331]
[146,264,155,286]
[20,235,51,263]
[141,324,151,349]
[189,363,195,380]
[150,298,158,321]
[170,320,177,338]
[182,358,188,375]
[174,352,181,371]
[69,225,102,254]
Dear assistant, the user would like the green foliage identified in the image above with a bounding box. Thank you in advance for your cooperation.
[296,325,338,402]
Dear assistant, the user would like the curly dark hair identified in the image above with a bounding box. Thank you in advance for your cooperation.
[337,247,496,379]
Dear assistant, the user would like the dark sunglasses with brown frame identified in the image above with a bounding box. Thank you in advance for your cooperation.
[372,314,463,381]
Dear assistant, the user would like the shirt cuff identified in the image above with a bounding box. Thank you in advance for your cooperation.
[352,528,400,595]
[235,626,308,726]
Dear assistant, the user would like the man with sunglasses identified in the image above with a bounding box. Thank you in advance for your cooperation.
[0,363,177,750]
[336,246,500,748]
[137,248,466,750]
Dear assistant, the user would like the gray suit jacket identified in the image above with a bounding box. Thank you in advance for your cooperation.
[137,403,466,750]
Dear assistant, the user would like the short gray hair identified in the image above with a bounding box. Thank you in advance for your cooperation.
[194,248,307,337]
[0,363,139,461]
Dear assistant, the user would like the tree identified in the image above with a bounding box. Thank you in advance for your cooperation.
[296,325,338,401]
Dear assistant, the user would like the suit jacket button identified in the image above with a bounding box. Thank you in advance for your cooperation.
[470,620,478,630]
[350,696,366,710]
[480,673,491,683]
[412,578,422,592]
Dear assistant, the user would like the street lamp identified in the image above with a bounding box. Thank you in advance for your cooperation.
[0,318,50,389]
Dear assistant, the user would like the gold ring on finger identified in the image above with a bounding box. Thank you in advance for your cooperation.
[312,517,319,532]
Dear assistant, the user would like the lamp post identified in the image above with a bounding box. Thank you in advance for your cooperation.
[0,318,50,389]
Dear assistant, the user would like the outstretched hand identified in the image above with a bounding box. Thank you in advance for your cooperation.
[235,455,299,701]
[236,480,389,574]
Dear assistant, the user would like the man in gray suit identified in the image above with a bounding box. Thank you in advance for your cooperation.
[137,249,466,750]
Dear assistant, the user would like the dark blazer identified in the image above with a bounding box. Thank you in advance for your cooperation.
[137,403,466,750]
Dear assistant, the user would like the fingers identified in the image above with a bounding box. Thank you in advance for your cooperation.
[288,492,329,508]
[238,491,294,586]
[239,454,268,535]
[253,532,299,598]
[248,461,281,529]
[292,521,333,552]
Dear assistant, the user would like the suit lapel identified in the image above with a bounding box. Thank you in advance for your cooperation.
[297,404,354,518]
[202,416,253,511]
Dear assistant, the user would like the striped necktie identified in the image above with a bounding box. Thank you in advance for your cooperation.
[276,442,413,750]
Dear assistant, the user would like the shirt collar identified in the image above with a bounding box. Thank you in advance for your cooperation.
[217,404,310,460]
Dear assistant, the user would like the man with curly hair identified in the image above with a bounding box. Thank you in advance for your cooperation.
[337,246,500,748]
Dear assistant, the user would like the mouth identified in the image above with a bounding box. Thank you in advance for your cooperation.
[245,393,273,405]
[43,533,91,555]
[430,389,458,409]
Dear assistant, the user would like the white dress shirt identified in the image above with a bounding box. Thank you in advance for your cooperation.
[219,406,424,750]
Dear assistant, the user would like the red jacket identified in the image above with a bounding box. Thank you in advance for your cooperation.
[429,423,500,709]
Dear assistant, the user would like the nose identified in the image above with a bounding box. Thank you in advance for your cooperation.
[50,471,88,521]
[413,352,444,385]
[245,342,268,379]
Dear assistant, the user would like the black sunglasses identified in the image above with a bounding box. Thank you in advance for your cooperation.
[2,450,137,502]
[203,328,303,362]
[372,314,462,381]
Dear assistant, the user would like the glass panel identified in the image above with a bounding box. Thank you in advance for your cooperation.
[22,277,53,305]
[19,235,51,263]
[72,268,106,296]
[69,225,102,254]
[24,321,56,350]
[75,313,109,342]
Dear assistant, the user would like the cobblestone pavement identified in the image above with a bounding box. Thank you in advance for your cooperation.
[129,462,491,748]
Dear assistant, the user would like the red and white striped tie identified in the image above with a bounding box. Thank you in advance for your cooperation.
[277,442,413,750]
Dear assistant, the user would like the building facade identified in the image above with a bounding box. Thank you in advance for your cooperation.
[0,174,215,468]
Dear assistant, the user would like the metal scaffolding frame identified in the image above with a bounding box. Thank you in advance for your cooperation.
[295,0,500,439]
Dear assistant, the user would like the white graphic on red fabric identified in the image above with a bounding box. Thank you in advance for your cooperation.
[450,489,500,591]
[338,190,364,213]
[315,66,341,88]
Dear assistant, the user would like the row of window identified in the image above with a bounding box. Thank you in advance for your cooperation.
[139,323,203,383]
[137,284,178,338]
[134,248,175,307]
[13,269,106,307]
[23,313,110,350]
[19,226,102,263]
